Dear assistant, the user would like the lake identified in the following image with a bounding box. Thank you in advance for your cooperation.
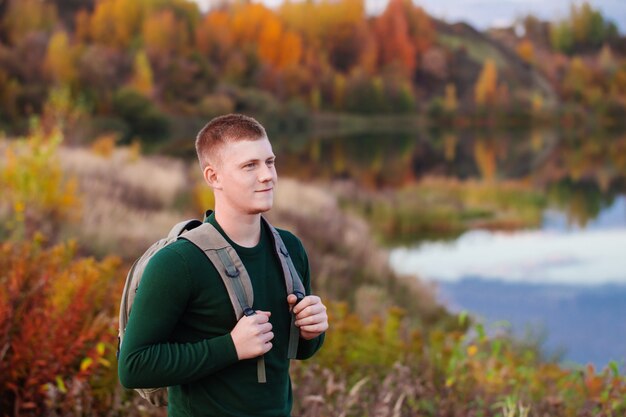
[390,195,626,368]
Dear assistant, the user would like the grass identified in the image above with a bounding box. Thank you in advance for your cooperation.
[337,176,547,245]
[437,33,509,69]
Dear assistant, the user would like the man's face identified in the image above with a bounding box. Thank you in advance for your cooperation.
[210,137,277,215]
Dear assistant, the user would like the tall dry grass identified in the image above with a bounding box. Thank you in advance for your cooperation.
[58,146,192,258]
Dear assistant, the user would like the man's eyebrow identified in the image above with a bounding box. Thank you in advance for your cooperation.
[239,156,275,165]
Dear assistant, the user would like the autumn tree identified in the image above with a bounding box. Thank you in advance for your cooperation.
[281,0,375,74]
[474,139,497,181]
[402,1,434,63]
[196,10,234,68]
[562,57,593,103]
[3,0,57,44]
[373,0,416,76]
[89,0,146,48]
[258,15,302,70]
[143,9,189,61]
[516,39,535,64]
[550,1,618,54]
[45,31,79,87]
[474,58,498,107]
[130,50,154,97]
[444,83,458,113]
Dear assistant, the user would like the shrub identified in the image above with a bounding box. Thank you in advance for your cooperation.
[111,88,170,143]
[0,240,121,416]
[0,126,81,242]
[198,93,235,119]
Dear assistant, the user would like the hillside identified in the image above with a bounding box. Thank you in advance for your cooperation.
[0,0,624,139]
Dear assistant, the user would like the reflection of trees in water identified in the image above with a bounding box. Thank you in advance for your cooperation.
[546,180,615,227]
[274,129,626,199]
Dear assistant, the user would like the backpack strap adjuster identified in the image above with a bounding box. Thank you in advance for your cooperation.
[225,267,240,278]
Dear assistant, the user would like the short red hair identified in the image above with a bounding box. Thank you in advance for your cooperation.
[195,114,267,169]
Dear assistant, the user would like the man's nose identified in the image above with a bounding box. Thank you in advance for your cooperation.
[258,164,274,182]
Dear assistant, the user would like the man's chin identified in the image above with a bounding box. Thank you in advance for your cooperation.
[247,203,273,215]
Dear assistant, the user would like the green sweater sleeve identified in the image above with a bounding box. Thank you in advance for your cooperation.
[291,236,326,360]
[118,246,239,389]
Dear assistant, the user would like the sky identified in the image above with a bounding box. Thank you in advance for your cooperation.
[194,0,626,33]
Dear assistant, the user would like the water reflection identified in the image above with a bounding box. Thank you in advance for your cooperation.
[389,196,626,285]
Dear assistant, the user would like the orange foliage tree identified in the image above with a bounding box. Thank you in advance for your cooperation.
[516,39,535,64]
[142,9,190,60]
[373,0,416,76]
[195,10,234,67]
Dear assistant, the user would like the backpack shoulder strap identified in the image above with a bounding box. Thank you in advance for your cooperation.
[167,219,204,239]
[263,217,306,298]
[180,222,265,382]
[262,217,306,359]
[180,223,254,319]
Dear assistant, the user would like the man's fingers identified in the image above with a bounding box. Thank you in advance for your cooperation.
[292,295,320,315]
[295,303,326,320]
[254,311,271,322]
[300,323,327,333]
[257,322,272,334]
[295,311,327,326]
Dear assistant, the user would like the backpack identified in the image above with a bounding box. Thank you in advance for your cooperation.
[117,211,306,407]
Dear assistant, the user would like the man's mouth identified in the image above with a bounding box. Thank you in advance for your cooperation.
[256,188,273,192]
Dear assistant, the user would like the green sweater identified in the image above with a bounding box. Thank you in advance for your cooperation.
[118,213,324,416]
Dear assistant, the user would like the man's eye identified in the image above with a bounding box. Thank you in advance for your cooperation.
[244,163,255,169]
[267,160,275,166]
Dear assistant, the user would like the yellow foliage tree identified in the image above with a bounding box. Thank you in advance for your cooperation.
[45,31,78,86]
[90,0,147,48]
[444,83,458,113]
[473,139,497,181]
[0,126,80,241]
[563,57,593,102]
[474,58,498,107]
[333,73,346,110]
[279,0,364,49]
[130,50,154,96]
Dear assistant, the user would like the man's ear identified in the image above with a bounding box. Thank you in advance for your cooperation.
[203,163,221,190]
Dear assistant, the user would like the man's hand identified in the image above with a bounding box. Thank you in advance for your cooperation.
[287,295,328,340]
[230,310,274,360]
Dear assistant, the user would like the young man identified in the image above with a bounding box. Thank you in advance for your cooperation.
[118,114,328,416]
